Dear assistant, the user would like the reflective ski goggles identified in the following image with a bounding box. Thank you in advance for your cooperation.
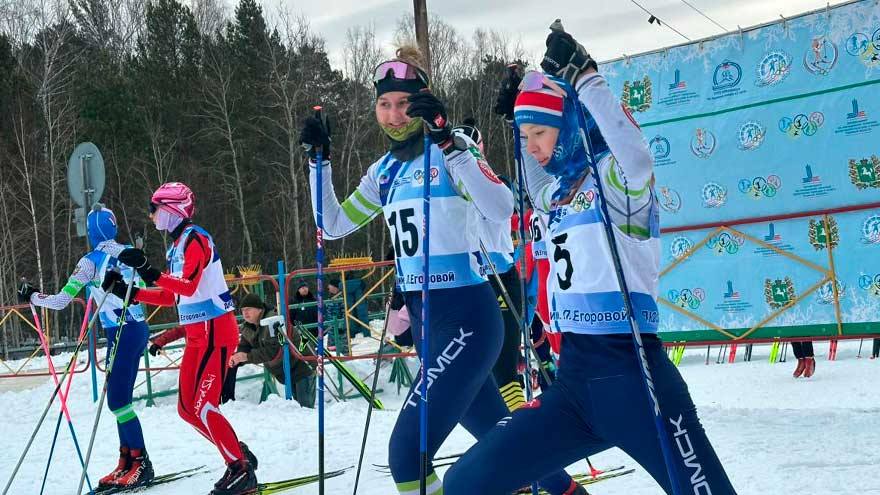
[372,60,429,86]
[520,70,567,97]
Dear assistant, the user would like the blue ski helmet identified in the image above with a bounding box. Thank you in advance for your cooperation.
[87,206,118,247]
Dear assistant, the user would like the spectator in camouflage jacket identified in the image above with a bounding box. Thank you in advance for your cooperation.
[228,292,316,408]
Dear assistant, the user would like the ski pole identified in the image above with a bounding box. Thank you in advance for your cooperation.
[313,105,327,495]
[857,338,863,358]
[477,241,554,389]
[512,117,540,495]
[76,269,136,495]
[419,111,432,495]
[352,299,392,495]
[27,302,93,493]
[569,79,682,494]
[3,288,108,495]
[40,407,64,495]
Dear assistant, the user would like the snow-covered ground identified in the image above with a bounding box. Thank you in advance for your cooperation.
[0,339,876,494]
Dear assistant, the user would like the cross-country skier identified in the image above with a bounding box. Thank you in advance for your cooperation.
[300,45,586,495]
[452,119,527,412]
[444,23,737,494]
[17,206,154,490]
[98,183,258,495]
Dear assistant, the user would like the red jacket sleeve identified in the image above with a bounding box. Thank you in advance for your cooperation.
[155,232,211,297]
[134,287,176,307]
[152,326,186,347]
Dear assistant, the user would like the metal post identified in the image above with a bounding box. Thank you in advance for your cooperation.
[278,260,293,400]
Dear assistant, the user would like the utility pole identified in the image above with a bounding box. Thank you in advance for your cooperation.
[412,0,431,77]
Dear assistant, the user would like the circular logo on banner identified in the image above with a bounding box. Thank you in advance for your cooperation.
[650,135,670,160]
[658,186,682,213]
[756,51,792,87]
[670,236,693,260]
[846,33,869,56]
[862,215,880,244]
[712,60,742,90]
[779,112,823,137]
[702,182,727,208]
[804,36,838,75]
[739,175,781,199]
[668,288,706,310]
[859,273,880,296]
[738,121,766,151]
[690,128,716,159]
[845,32,880,67]
[707,231,743,255]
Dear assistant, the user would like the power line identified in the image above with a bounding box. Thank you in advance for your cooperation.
[679,0,729,32]
[630,0,691,42]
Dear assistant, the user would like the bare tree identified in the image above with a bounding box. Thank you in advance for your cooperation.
[190,0,225,37]
[200,39,255,264]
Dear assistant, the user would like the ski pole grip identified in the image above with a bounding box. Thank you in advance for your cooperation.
[313,105,325,154]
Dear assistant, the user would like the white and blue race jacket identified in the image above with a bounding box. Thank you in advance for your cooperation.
[310,137,513,292]
[524,73,660,335]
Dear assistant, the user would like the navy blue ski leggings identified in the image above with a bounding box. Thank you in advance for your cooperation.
[105,321,149,450]
[444,333,737,494]
[389,283,576,494]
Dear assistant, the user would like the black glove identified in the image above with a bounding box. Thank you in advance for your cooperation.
[101,269,139,301]
[299,112,331,162]
[17,281,37,303]
[117,248,161,284]
[541,20,597,86]
[406,91,452,145]
[148,343,162,357]
[494,66,522,122]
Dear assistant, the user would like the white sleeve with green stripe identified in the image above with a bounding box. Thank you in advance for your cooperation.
[29,256,96,310]
[309,160,383,240]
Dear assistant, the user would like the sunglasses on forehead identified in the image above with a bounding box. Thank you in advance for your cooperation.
[372,60,430,87]
[519,70,567,97]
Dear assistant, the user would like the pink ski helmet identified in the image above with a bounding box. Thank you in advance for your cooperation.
[150,182,195,219]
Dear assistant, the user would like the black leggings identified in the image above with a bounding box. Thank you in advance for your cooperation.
[488,266,524,411]
[791,341,814,359]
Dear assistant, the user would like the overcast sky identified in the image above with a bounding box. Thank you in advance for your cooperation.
[274,0,843,69]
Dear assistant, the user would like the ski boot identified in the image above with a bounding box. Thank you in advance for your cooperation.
[211,459,257,495]
[792,358,806,378]
[114,448,154,488]
[803,357,816,378]
[98,446,130,489]
[239,441,258,471]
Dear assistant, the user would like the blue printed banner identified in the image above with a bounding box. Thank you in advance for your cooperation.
[599,0,880,338]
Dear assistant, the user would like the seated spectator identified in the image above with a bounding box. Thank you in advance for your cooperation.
[325,279,347,353]
[228,293,316,408]
[290,281,318,337]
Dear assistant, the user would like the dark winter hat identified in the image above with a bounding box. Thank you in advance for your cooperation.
[328,279,341,289]
[239,292,265,310]
[298,280,309,288]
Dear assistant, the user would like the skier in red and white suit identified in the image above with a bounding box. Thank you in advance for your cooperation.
[100,182,258,495]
